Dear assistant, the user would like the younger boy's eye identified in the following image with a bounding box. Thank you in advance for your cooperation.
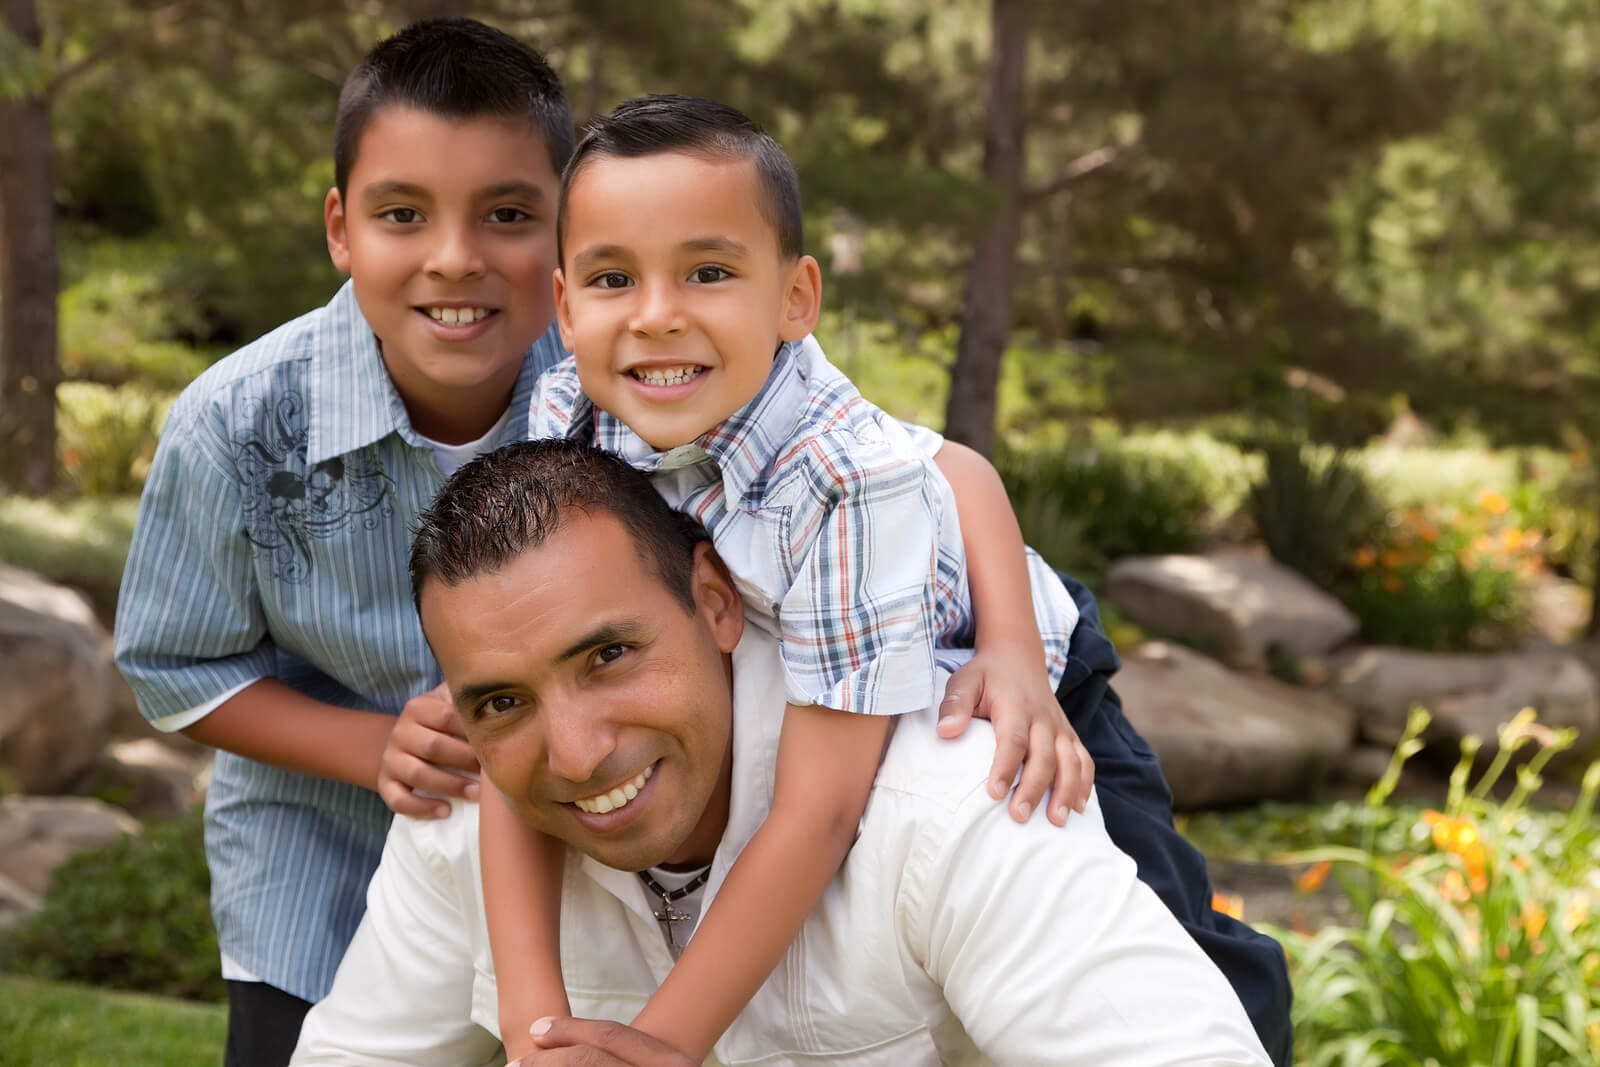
[380,207,420,224]
[691,266,731,284]
[593,271,632,290]
[488,207,531,224]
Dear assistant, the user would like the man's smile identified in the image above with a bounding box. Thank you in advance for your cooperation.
[572,761,656,815]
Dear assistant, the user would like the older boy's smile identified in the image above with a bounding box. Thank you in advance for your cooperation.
[555,152,821,451]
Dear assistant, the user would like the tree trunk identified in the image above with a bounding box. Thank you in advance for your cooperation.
[0,0,59,495]
[942,0,1029,458]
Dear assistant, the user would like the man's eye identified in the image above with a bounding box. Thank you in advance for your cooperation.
[692,266,731,284]
[488,206,531,223]
[593,271,631,290]
[380,207,420,224]
[595,644,628,665]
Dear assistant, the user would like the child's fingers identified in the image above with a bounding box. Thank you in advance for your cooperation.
[1007,720,1058,822]
[1047,732,1094,825]
[936,685,978,739]
[987,718,1029,800]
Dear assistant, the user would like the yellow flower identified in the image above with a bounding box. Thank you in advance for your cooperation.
[1566,890,1591,932]
[1478,489,1510,516]
[1211,892,1244,920]
[1501,527,1525,551]
[1296,860,1332,893]
[1522,900,1548,942]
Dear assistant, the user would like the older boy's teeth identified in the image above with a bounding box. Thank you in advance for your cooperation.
[426,307,490,325]
[573,764,654,815]
[632,366,703,387]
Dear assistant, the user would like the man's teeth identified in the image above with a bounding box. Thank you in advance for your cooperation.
[426,307,491,325]
[574,764,654,815]
[631,366,704,387]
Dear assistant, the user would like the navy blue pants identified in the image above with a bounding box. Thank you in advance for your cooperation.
[1054,574,1293,1066]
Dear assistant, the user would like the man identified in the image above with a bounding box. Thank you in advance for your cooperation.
[291,439,1270,1066]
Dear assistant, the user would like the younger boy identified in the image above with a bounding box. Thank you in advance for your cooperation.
[113,20,572,1065]
[482,94,1291,1066]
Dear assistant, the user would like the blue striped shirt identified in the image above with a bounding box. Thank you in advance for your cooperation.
[113,281,565,1001]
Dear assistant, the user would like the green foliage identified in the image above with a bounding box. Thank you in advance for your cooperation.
[0,975,225,1067]
[1347,492,1538,650]
[2,809,222,1003]
[56,383,173,497]
[1269,709,1600,1066]
[1250,442,1378,587]
[0,494,139,618]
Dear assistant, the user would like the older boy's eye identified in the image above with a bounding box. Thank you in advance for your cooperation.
[481,694,521,717]
[380,207,420,224]
[488,207,530,224]
[593,271,631,290]
[692,266,731,284]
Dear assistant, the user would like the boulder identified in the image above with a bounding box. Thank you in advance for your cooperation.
[1329,647,1600,758]
[0,872,41,937]
[1114,641,1357,808]
[1106,551,1359,669]
[0,795,140,895]
[0,563,115,793]
[80,739,212,820]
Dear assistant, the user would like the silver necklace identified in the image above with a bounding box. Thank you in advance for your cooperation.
[636,868,710,952]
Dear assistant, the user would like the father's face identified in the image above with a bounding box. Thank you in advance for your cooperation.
[419,510,744,872]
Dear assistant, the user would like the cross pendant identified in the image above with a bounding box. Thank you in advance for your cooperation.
[653,902,690,951]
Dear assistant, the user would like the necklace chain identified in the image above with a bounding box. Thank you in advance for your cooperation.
[636,868,710,954]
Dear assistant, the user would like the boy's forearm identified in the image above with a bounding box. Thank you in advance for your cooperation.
[932,441,1047,653]
[180,677,393,790]
[480,786,570,1058]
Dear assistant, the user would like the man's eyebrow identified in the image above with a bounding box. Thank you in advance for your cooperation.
[553,621,649,665]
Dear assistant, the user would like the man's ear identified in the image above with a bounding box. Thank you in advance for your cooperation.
[777,254,823,343]
[554,268,576,351]
[692,541,745,653]
[324,187,352,273]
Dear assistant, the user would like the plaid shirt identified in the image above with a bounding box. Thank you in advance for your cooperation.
[530,337,1076,717]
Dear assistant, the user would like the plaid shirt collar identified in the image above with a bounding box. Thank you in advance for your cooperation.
[575,339,814,499]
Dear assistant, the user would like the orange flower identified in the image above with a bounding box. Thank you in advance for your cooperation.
[1522,900,1548,942]
[1478,489,1510,516]
[1416,521,1441,544]
[1500,527,1525,551]
[1382,574,1404,593]
[1211,892,1244,920]
[1296,860,1332,893]
[1441,869,1471,903]
[1381,549,1404,569]
[1352,546,1378,569]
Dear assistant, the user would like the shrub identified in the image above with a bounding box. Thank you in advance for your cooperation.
[1272,709,1600,1066]
[2,808,222,1002]
[57,382,174,496]
[1250,442,1378,588]
[1346,490,1539,650]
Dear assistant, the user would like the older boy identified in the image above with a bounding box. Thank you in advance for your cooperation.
[113,19,570,1065]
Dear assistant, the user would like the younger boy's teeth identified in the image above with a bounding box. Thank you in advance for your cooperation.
[632,366,703,387]
[573,764,654,815]
[426,307,491,325]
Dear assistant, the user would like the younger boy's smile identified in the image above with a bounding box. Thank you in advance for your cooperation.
[555,151,821,451]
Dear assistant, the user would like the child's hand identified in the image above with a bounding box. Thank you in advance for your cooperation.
[377,682,481,818]
[937,652,1093,825]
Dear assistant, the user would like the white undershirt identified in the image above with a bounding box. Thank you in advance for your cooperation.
[420,406,514,478]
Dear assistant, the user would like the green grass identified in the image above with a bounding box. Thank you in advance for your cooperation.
[0,975,225,1066]
[0,494,140,620]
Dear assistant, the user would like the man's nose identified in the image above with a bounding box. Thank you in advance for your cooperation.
[424,220,487,281]
[628,278,686,337]
[543,702,619,786]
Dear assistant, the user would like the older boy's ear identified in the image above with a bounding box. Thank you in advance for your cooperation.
[324,188,351,273]
[692,541,745,652]
[553,268,576,351]
[778,255,823,343]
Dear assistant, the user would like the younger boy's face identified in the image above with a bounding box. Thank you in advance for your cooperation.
[555,152,820,451]
[325,107,560,438]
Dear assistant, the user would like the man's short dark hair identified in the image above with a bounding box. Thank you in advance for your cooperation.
[557,93,803,266]
[410,440,711,616]
[335,18,574,196]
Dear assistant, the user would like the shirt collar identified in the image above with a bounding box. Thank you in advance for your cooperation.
[586,338,818,502]
[307,283,561,464]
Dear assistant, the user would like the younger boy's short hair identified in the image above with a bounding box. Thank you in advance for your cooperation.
[557,94,804,266]
[335,17,574,196]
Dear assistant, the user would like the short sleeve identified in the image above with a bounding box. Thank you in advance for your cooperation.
[526,355,586,442]
[775,441,944,717]
[113,397,275,731]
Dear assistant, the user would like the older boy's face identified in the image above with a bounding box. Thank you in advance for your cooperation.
[325,107,560,439]
[420,511,744,874]
[555,153,820,450]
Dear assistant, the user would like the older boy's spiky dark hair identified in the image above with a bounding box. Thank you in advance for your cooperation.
[335,18,574,196]
[557,94,804,266]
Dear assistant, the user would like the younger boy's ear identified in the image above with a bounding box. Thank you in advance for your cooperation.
[778,254,823,343]
[324,187,351,273]
[553,268,576,351]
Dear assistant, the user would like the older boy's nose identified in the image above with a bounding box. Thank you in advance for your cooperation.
[628,279,686,337]
[425,222,487,281]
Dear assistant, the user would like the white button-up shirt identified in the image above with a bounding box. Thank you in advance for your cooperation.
[292,628,1269,1067]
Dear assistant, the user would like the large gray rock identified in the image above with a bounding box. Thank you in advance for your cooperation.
[0,563,115,793]
[0,795,140,895]
[0,871,41,937]
[79,739,212,821]
[1330,647,1600,757]
[1106,551,1359,669]
[1114,641,1357,808]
